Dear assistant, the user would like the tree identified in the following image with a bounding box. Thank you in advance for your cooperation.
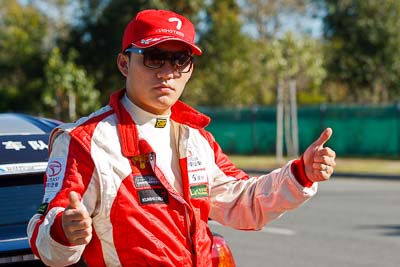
[272,32,326,102]
[183,0,258,107]
[240,0,315,40]
[320,0,400,103]
[22,0,72,46]
[68,0,205,104]
[256,32,326,158]
[43,48,100,121]
[0,0,47,112]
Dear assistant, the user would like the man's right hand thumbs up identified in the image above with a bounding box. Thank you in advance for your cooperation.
[62,191,92,245]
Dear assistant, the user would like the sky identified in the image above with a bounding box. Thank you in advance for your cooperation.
[18,0,323,39]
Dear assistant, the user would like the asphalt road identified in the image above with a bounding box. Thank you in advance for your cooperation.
[209,178,400,267]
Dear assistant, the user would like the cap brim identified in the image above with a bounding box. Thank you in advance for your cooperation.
[132,36,202,55]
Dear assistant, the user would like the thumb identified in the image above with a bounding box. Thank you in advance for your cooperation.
[313,128,333,147]
[68,191,82,209]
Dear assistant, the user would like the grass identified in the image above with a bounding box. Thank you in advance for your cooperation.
[228,154,400,176]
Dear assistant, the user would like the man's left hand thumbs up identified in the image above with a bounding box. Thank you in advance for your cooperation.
[303,128,336,182]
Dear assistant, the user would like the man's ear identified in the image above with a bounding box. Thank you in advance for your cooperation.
[117,53,129,77]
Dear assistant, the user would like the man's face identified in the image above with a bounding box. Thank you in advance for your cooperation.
[118,41,193,115]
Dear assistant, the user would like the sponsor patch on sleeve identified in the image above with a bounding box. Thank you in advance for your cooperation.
[42,158,66,203]
[37,203,49,214]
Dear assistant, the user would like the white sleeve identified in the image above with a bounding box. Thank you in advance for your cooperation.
[27,132,87,266]
[209,160,318,230]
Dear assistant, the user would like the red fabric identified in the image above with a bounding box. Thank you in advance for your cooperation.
[171,101,211,129]
[82,229,107,267]
[109,89,140,157]
[29,216,44,260]
[122,9,202,55]
[50,212,71,246]
[291,157,313,188]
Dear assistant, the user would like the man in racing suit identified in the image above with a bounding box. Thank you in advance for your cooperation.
[27,9,336,267]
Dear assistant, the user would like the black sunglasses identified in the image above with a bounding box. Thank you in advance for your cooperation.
[125,47,193,73]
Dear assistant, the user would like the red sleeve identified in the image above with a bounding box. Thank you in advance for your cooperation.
[50,212,72,246]
[291,156,314,188]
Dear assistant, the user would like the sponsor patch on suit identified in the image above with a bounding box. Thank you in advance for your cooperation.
[134,175,162,188]
[138,188,169,205]
[131,154,151,170]
[155,118,167,128]
[190,184,208,198]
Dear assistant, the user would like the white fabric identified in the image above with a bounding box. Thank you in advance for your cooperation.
[121,95,183,195]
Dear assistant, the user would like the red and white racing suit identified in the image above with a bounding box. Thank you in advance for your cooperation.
[27,89,317,267]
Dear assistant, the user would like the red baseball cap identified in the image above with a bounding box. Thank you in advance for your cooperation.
[122,9,202,55]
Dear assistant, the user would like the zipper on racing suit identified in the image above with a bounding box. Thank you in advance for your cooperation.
[149,136,198,265]
[184,205,196,266]
[150,153,196,263]
[167,191,196,265]
[184,205,195,251]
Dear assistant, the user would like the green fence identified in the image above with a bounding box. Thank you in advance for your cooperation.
[199,104,400,157]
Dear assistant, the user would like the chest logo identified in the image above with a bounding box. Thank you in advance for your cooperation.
[132,154,149,169]
[155,118,167,128]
